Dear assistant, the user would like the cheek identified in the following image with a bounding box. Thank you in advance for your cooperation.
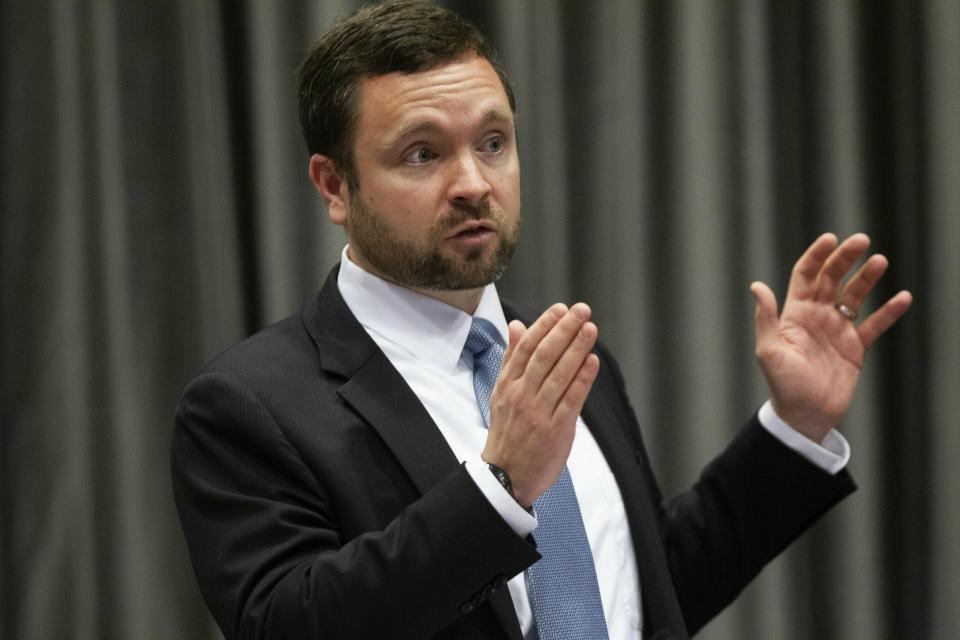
[499,167,521,213]
[364,192,438,237]
[397,189,451,232]
[498,158,521,198]
[374,171,447,209]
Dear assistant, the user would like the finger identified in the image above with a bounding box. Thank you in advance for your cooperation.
[814,233,871,303]
[858,290,913,350]
[501,303,567,380]
[500,320,527,370]
[837,254,889,312]
[523,303,592,389]
[787,233,838,300]
[537,321,598,411]
[750,281,780,353]
[553,353,600,424]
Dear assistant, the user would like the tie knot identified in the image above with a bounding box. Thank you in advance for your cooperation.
[464,317,503,358]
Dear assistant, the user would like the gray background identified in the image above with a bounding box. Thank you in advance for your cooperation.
[2,1,957,638]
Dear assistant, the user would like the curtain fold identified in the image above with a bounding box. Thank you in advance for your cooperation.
[2,1,956,638]
[925,4,960,638]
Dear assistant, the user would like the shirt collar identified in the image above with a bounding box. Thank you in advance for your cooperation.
[336,246,509,373]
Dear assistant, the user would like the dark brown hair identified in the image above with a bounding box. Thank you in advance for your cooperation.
[297,0,515,192]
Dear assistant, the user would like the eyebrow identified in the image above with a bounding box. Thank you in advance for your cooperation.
[382,109,515,150]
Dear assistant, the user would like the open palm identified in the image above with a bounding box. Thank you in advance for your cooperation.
[750,233,913,442]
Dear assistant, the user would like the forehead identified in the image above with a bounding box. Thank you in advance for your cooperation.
[353,57,513,143]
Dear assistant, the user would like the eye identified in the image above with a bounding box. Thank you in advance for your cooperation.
[481,135,505,154]
[404,146,436,165]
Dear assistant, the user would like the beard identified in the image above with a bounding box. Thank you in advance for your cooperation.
[345,195,520,291]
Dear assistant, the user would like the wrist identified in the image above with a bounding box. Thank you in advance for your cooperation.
[486,462,534,512]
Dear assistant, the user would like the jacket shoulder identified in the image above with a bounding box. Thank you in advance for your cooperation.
[205,313,310,375]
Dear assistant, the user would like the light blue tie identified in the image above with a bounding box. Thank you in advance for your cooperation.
[464,317,609,640]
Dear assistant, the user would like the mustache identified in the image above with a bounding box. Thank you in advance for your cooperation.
[441,202,496,229]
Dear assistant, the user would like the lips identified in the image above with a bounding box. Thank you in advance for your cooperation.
[447,220,496,239]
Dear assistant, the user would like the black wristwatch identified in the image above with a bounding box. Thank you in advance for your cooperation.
[487,463,534,514]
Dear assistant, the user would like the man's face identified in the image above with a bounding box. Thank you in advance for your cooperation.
[342,56,521,291]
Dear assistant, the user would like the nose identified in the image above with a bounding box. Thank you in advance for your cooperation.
[447,151,491,209]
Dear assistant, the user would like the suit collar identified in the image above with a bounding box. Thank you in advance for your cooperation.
[302,265,459,495]
[303,265,378,379]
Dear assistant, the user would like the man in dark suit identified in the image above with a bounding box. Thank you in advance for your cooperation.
[171,2,912,639]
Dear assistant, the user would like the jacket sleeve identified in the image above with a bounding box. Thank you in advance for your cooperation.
[661,417,855,635]
[595,342,856,636]
[171,369,538,640]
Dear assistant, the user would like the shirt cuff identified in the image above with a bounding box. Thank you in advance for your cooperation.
[464,457,538,537]
[758,400,850,475]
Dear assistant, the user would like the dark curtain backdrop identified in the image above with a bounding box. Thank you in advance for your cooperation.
[2,1,957,638]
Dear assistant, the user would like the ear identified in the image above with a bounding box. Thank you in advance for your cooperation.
[308,154,349,226]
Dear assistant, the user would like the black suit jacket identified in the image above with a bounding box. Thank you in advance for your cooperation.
[171,266,856,640]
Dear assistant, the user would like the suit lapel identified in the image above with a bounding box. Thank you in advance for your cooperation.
[304,267,525,639]
[339,354,462,494]
[303,266,460,494]
[581,365,688,638]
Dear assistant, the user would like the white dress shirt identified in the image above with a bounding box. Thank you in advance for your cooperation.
[336,246,849,639]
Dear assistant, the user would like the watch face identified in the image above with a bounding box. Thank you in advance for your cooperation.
[488,464,532,512]
[488,463,512,492]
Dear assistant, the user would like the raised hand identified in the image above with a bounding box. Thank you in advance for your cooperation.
[481,303,599,507]
[750,233,912,443]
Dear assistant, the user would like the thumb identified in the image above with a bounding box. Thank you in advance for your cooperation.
[750,281,779,348]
